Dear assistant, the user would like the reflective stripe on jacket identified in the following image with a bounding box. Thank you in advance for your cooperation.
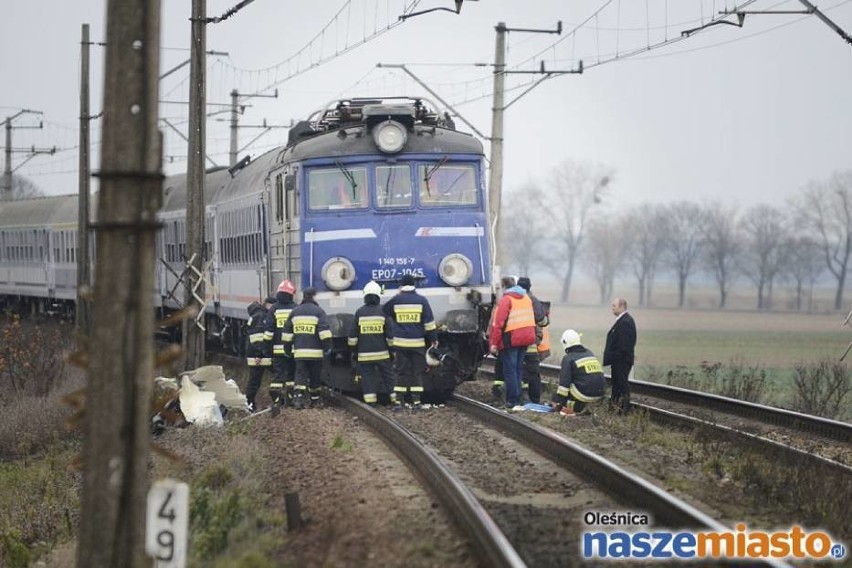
[264,301,296,356]
[348,304,393,362]
[382,288,437,350]
[246,308,272,363]
[282,301,332,359]
[555,347,605,401]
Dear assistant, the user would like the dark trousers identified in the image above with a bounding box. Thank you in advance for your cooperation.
[522,352,542,404]
[245,365,267,406]
[294,359,324,397]
[393,349,425,403]
[610,362,632,411]
[360,359,395,403]
[270,356,295,404]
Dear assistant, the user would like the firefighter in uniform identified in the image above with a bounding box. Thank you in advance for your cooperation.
[282,287,332,409]
[517,277,551,405]
[550,329,606,416]
[245,301,272,412]
[264,279,297,408]
[348,281,396,406]
[382,273,437,409]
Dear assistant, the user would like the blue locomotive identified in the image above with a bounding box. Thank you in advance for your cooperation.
[264,96,493,394]
[0,96,494,396]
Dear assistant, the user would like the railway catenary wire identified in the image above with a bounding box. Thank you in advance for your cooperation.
[479,360,852,469]
[331,390,793,567]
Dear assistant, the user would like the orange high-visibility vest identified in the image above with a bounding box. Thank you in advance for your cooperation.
[538,326,551,353]
[504,295,535,332]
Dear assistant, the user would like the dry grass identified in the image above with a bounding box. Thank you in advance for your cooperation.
[152,424,285,566]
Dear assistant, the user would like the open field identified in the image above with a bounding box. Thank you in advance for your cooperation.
[523,279,851,371]
[545,304,849,370]
[532,297,851,417]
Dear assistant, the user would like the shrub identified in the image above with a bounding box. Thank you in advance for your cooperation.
[0,443,80,565]
[659,359,770,403]
[0,314,69,403]
[700,358,770,403]
[792,359,851,420]
[0,373,84,461]
[0,530,31,568]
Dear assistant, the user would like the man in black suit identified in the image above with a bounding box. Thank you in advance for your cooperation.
[603,297,637,414]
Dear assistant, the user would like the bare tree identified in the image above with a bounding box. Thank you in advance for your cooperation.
[625,204,668,306]
[663,202,705,308]
[538,159,613,303]
[10,174,43,199]
[739,204,790,310]
[500,182,546,275]
[702,203,741,308]
[795,171,852,311]
[785,236,824,312]
[584,217,631,304]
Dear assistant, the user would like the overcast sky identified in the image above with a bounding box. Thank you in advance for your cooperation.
[2,0,851,209]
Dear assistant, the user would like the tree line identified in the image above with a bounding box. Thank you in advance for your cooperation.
[501,160,852,312]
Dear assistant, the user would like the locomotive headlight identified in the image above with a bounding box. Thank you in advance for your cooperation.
[438,254,473,287]
[372,120,407,154]
[322,257,356,291]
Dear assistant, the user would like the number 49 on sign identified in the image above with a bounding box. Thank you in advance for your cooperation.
[146,479,189,567]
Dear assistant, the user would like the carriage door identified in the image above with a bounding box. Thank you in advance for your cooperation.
[206,208,220,312]
[269,166,301,290]
[45,228,56,298]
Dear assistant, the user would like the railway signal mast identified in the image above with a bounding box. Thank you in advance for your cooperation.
[2,109,54,201]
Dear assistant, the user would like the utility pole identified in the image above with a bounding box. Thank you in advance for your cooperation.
[76,0,162,566]
[228,88,280,167]
[77,23,92,338]
[488,21,569,274]
[184,0,207,370]
[229,89,239,167]
[3,119,9,200]
[2,109,45,200]
[488,22,507,273]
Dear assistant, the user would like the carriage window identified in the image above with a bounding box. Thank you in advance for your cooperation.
[376,165,412,208]
[418,163,478,207]
[308,167,367,210]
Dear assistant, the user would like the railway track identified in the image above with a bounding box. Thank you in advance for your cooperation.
[478,360,852,472]
[328,391,792,567]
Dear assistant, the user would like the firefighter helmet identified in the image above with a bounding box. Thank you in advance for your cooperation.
[363,281,382,298]
[561,329,582,349]
[277,279,296,295]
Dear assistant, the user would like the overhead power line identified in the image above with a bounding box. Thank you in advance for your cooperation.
[216,0,425,96]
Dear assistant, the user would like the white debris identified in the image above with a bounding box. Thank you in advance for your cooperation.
[179,376,223,426]
[154,365,250,428]
[183,365,248,410]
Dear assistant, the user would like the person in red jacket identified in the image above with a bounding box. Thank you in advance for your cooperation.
[488,276,537,409]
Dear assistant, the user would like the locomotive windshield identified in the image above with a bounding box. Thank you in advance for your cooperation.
[418,163,478,206]
[308,167,368,210]
[377,164,412,208]
[306,161,480,211]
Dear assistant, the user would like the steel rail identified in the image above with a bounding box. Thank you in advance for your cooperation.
[624,376,852,444]
[325,391,526,568]
[451,393,793,568]
[479,360,852,443]
[637,402,852,477]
